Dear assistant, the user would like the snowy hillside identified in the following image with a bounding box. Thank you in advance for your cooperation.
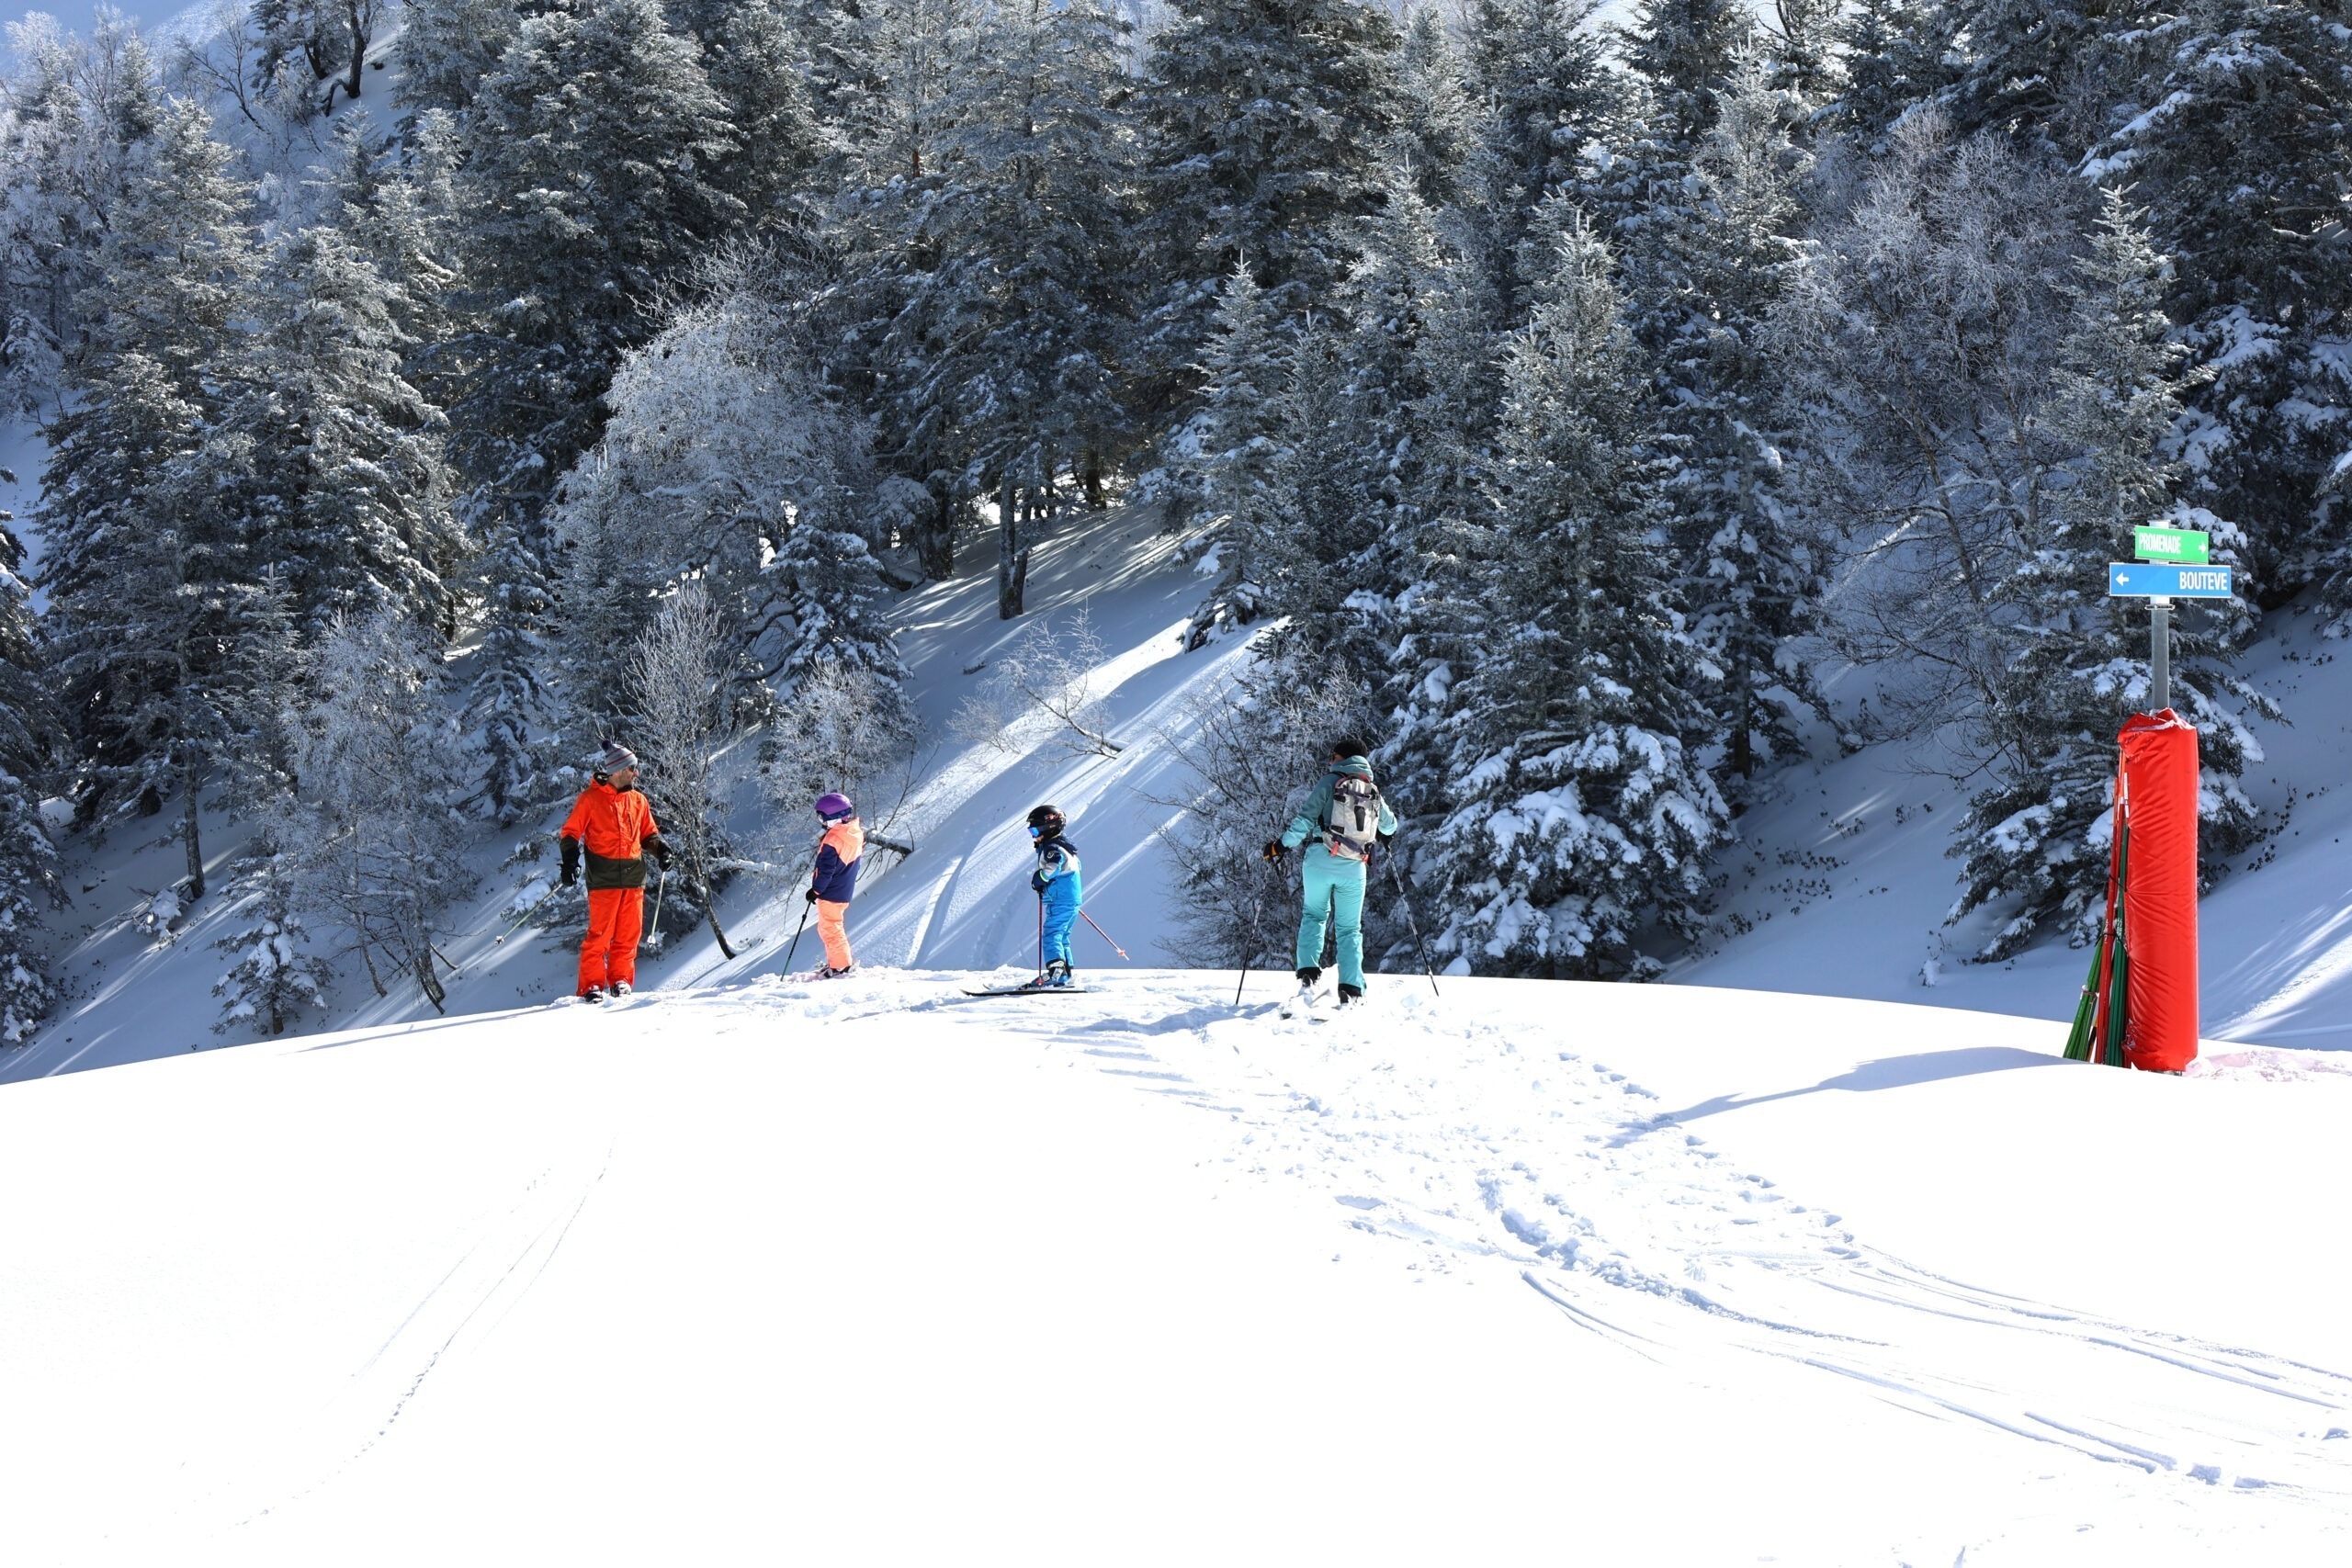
[15,488,2352,1087]
[1677,599,2352,1052]
[6,974,2347,1563]
[2,502,1253,1080]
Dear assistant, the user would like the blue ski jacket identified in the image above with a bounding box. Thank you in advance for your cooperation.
[1030,832,1082,912]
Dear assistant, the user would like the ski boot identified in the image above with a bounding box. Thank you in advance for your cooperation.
[1045,960,1074,988]
[1282,967,1323,1018]
[1334,983,1363,1011]
[609,981,633,998]
[818,964,855,980]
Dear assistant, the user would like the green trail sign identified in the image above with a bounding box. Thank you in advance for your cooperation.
[2133,525,2211,565]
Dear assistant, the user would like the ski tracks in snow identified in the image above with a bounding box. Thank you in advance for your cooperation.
[950,981,2352,1515]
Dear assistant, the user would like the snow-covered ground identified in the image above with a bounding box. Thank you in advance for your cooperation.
[5,972,2346,1563]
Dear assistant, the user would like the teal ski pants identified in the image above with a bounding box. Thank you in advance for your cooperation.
[1295,844,1369,989]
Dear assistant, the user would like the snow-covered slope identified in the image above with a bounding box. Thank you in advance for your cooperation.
[17,493,2352,1084]
[4,502,1253,1081]
[5,975,2346,1564]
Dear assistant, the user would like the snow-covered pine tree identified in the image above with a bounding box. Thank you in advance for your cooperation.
[821,0,987,581]
[210,836,333,1037]
[1134,0,1405,414]
[0,515,62,1044]
[391,0,521,120]
[1630,59,1827,799]
[1240,320,1363,657]
[761,480,904,687]
[463,520,564,825]
[1394,6,1475,210]
[219,220,461,632]
[1584,0,1750,264]
[1182,267,1295,643]
[1461,0,1622,238]
[926,0,1136,618]
[447,0,746,538]
[1939,0,2112,153]
[1755,0,1841,104]
[281,611,477,1011]
[320,109,461,346]
[1618,0,1751,151]
[1951,189,2267,958]
[548,491,649,747]
[2081,2,2352,623]
[0,13,164,416]
[1827,0,1959,153]
[1423,209,1727,979]
[37,99,263,891]
[669,0,826,228]
[1260,172,1462,678]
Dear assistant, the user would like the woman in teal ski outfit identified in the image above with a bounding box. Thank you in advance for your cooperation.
[1264,739,1397,1009]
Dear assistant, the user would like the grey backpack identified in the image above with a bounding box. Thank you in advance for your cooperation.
[1324,773,1383,861]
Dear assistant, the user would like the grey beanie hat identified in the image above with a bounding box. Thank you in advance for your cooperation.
[597,741,639,775]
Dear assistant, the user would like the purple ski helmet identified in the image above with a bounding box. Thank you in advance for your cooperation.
[816,792,854,821]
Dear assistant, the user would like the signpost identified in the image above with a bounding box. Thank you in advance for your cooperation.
[2131,525,2211,565]
[2109,527,2222,713]
[2104,562,2232,599]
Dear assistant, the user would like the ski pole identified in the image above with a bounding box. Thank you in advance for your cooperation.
[1079,909,1128,960]
[648,865,668,948]
[493,883,563,945]
[1384,854,1442,998]
[782,852,821,972]
[1235,881,1268,1007]
[783,899,812,973]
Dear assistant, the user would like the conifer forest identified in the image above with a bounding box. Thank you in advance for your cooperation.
[1,0,2347,1040]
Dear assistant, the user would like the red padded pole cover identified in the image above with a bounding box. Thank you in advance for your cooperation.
[2119,710,2199,1072]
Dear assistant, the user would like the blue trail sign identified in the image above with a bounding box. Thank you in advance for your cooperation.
[2108,563,2233,599]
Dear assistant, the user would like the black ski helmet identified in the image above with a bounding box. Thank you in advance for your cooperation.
[1026,804,1066,835]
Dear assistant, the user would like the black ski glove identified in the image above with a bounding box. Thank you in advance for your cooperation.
[1376,829,1395,852]
[1261,839,1286,863]
[805,887,820,904]
[648,835,673,869]
[559,838,580,887]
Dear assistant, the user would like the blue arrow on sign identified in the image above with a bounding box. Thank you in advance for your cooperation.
[2108,562,2233,599]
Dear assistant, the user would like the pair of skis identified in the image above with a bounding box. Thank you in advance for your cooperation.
[1278,982,1352,1021]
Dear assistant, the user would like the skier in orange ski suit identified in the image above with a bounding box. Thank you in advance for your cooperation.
[559,743,671,999]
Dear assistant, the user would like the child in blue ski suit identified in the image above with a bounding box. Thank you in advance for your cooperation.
[1265,740,1397,1008]
[1026,804,1082,987]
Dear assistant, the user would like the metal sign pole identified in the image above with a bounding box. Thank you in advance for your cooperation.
[2150,595,2171,714]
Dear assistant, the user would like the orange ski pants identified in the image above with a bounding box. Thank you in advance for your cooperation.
[579,886,644,995]
[817,898,852,970]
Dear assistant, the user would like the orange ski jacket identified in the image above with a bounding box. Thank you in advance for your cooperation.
[560,782,663,889]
